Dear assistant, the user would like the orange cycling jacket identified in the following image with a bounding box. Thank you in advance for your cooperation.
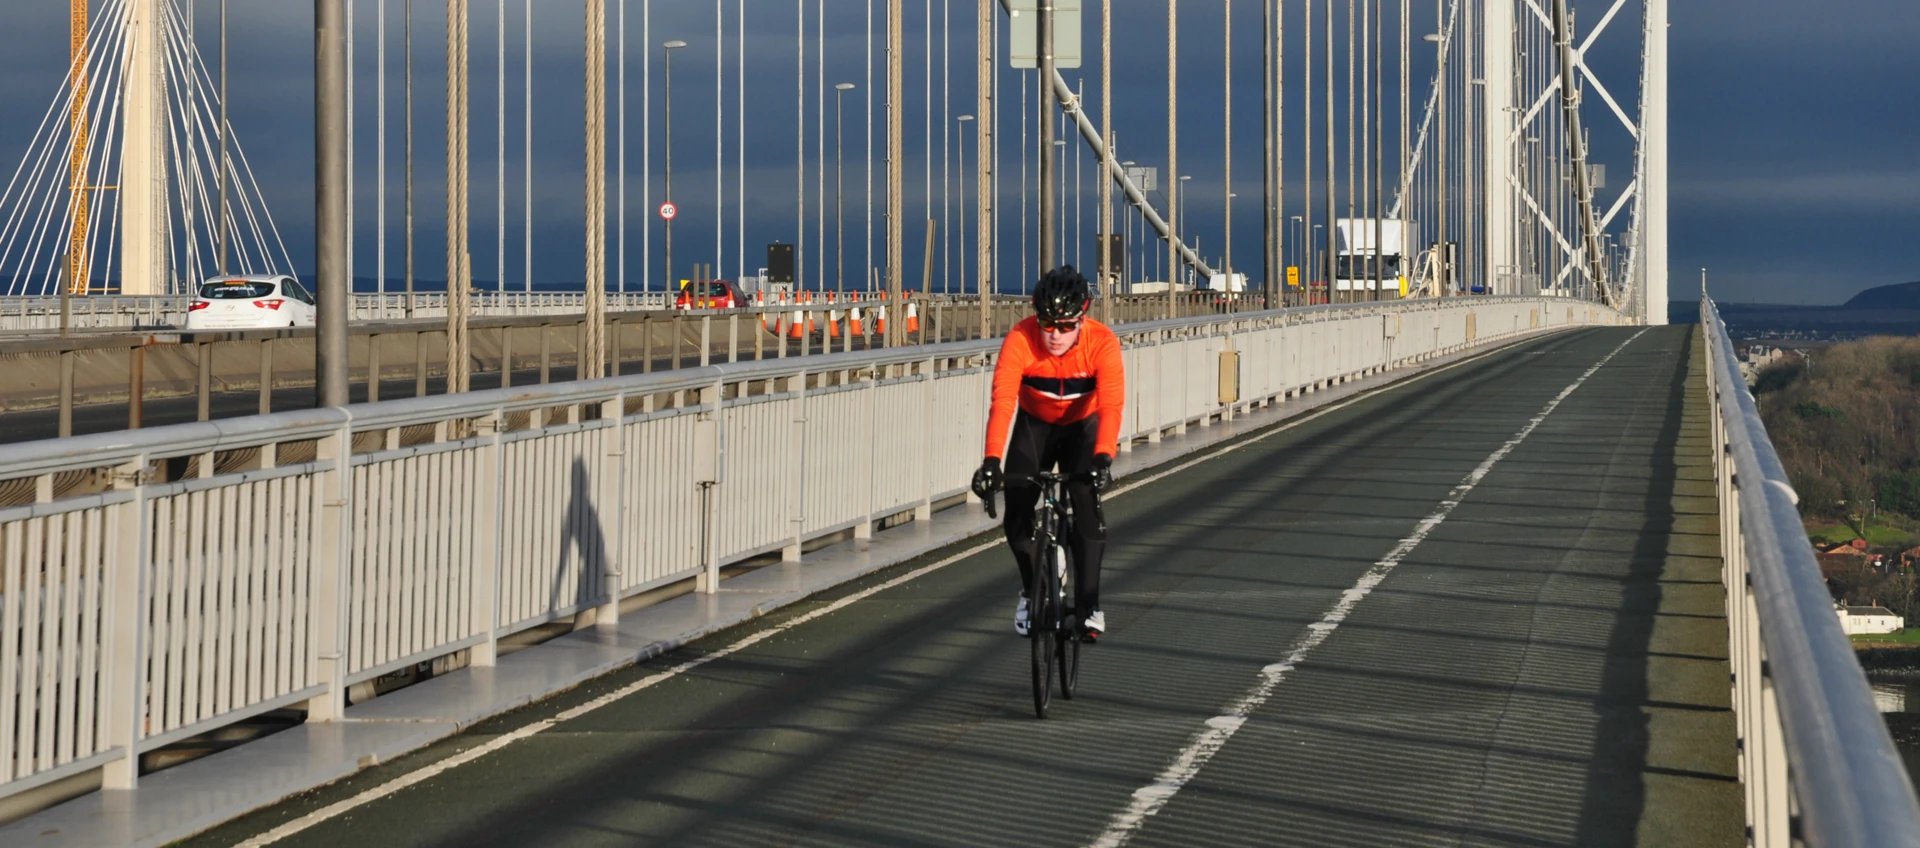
[984,316,1127,460]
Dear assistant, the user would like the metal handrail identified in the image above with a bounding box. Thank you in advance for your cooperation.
[1701,294,1920,847]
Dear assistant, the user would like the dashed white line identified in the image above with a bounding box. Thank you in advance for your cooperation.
[1086,329,1648,848]
[237,536,1006,847]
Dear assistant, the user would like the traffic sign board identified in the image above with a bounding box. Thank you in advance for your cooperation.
[659,202,678,220]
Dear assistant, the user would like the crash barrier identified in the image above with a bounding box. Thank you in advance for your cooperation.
[1700,296,1920,848]
[0,292,1302,441]
[0,296,1625,806]
[0,292,680,332]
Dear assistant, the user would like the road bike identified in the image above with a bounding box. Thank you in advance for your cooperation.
[991,471,1093,718]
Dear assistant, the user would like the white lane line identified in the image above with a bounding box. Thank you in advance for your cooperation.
[238,329,1582,846]
[1087,329,1648,848]
[238,536,1006,847]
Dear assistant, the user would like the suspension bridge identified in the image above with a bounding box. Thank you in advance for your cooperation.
[0,2,1912,847]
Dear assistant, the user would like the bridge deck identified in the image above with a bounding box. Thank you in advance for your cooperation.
[182,326,1738,848]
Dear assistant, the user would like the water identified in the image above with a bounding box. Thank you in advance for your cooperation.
[1867,674,1920,779]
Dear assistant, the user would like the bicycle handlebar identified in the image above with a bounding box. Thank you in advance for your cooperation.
[1006,472,1100,485]
[981,472,1101,520]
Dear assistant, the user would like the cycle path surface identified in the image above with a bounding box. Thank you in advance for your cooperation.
[182,325,1739,848]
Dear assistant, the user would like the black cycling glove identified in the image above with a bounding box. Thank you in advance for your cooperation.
[1092,453,1114,492]
[972,457,1004,501]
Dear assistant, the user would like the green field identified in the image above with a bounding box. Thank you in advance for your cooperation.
[1809,520,1916,549]
[1852,628,1920,645]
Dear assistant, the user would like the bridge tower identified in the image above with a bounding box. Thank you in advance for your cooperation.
[1642,0,1668,324]
[1483,0,1516,296]
[120,0,168,295]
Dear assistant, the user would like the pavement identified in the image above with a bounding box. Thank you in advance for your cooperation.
[14,324,1741,847]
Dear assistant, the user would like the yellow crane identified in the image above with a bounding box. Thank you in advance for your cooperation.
[66,0,90,294]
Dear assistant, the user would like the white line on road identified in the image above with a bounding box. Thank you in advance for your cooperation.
[235,328,1591,846]
[237,536,1007,847]
[1086,329,1649,848]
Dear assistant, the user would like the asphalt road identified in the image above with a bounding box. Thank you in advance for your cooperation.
[184,325,1740,848]
[0,344,856,444]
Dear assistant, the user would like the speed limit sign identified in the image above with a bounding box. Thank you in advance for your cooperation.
[659,202,678,220]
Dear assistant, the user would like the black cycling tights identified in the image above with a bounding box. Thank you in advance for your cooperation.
[1003,413,1106,613]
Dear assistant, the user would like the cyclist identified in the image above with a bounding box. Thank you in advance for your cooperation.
[971,266,1125,640]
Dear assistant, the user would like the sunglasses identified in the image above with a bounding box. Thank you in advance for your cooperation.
[1038,318,1082,332]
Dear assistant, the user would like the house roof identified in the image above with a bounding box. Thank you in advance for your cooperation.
[1843,606,1899,617]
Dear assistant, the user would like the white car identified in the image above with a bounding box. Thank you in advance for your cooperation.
[185,275,317,330]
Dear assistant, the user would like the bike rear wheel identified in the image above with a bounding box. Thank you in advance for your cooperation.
[1030,531,1055,719]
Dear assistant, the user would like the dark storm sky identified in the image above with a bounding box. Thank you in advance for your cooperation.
[0,0,1911,303]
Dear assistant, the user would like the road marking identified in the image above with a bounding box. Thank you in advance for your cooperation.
[1087,329,1648,848]
[236,536,1006,847]
[236,329,1591,846]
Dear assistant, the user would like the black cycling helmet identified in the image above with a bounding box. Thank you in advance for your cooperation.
[1033,265,1092,323]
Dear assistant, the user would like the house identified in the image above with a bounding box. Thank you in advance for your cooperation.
[1739,344,1796,385]
[1838,604,1905,636]
[1821,540,1869,557]
[1900,545,1920,572]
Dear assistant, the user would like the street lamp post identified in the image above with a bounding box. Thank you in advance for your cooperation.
[663,39,688,289]
[835,83,856,293]
[1121,160,1136,289]
[1053,139,1068,265]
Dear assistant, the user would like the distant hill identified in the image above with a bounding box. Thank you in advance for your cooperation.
[1845,281,1920,310]
[1672,282,1920,338]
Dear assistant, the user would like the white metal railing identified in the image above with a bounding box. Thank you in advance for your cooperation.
[1701,296,1920,848]
[0,296,1621,799]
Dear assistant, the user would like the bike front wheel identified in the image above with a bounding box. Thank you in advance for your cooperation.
[1057,544,1081,699]
[1030,532,1056,719]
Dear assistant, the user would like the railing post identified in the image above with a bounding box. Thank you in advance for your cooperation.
[610,320,622,376]
[857,365,876,539]
[700,315,712,367]
[540,324,552,384]
[596,393,626,623]
[260,338,276,413]
[919,356,935,521]
[127,344,145,430]
[366,334,381,403]
[673,314,686,370]
[196,342,213,421]
[305,422,352,721]
[471,409,504,665]
[642,315,655,372]
[697,379,724,592]
[58,348,75,438]
[785,371,807,563]
[99,454,150,790]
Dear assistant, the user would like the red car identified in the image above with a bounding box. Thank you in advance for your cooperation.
[675,280,749,309]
